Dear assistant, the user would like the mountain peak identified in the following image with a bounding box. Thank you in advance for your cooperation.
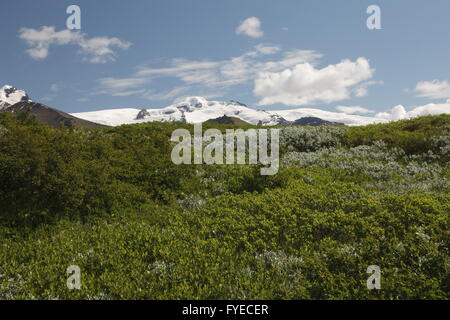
[0,85,31,108]
[205,115,251,126]
[173,96,248,112]
[173,96,210,112]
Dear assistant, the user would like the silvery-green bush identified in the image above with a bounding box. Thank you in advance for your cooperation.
[282,139,449,194]
[280,127,345,152]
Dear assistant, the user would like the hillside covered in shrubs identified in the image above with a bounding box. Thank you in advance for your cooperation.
[0,112,449,299]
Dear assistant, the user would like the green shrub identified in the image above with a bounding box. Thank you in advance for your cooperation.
[0,113,448,299]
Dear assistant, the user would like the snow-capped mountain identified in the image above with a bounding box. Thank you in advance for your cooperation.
[0,85,31,108]
[3,85,449,127]
[0,84,101,128]
[72,96,388,127]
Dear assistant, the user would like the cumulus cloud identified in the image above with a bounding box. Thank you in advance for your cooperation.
[19,26,81,59]
[95,43,321,100]
[18,26,131,63]
[93,42,378,107]
[235,17,264,38]
[254,57,375,106]
[135,46,320,89]
[335,106,375,114]
[413,80,450,99]
[78,37,131,63]
[375,102,450,121]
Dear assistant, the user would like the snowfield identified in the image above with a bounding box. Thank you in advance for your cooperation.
[1,85,448,127]
[71,96,390,126]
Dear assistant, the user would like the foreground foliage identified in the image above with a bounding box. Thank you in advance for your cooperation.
[0,113,449,299]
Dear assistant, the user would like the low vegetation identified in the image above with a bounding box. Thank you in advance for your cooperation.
[0,112,448,299]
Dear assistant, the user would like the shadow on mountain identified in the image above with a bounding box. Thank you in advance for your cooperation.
[3,101,106,128]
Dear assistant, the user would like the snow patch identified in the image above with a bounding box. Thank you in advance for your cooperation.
[0,85,31,108]
[72,96,389,126]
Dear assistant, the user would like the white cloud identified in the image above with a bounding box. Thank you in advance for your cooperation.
[98,77,148,90]
[354,88,368,97]
[41,96,54,102]
[135,46,320,90]
[375,102,450,121]
[136,59,221,87]
[93,43,378,108]
[137,60,220,77]
[173,93,224,103]
[49,83,65,94]
[78,37,131,63]
[110,89,146,97]
[41,83,65,101]
[335,106,375,114]
[143,87,189,101]
[259,50,323,71]
[143,87,224,102]
[413,80,450,99]
[95,77,149,96]
[353,80,383,98]
[19,26,81,59]
[235,17,263,38]
[254,57,375,106]
[95,44,324,100]
[254,44,281,55]
[18,26,131,63]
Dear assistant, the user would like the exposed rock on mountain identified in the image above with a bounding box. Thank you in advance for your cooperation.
[73,96,387,127]
[4,101,105,128]
[205,115,251,125]
[0,85,385,127]
[291,117,345,126]
[0,85,31,108]
[258,114,291,126]
[136,109,151,120]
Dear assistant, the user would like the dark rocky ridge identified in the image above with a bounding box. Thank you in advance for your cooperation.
[3,101,105,128]
[136,109,151,120]
[291,117,345,126]
[204,115,251,126]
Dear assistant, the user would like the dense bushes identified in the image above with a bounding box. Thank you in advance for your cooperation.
[280,126,345,152]
[343,114,450,155]
[1,168,448,299]
[0,113,449,299]
[0,114,199,227]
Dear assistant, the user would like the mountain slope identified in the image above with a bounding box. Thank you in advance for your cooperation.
[1,84,103,128]
[3,85,449,127]
[5,101,105,128]
[205,115,251,125]
[291,117,345,126]
[73,96,387,127]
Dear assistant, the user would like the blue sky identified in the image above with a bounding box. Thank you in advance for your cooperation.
[1,0,450,115]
